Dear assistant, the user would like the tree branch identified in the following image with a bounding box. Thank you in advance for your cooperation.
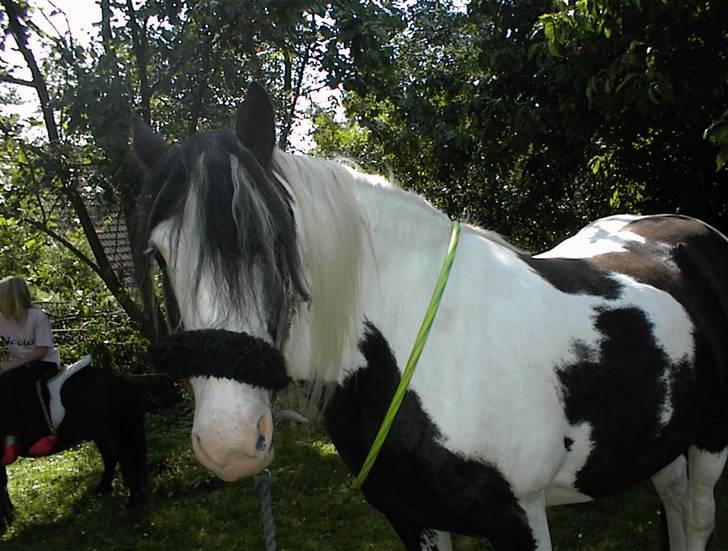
[21,217,100,275]
[279,38,314,149]
[0,73,35,87]
[2,0,60,142]
[124,0,151,123]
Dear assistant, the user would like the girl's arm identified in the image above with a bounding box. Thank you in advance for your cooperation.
[0,346,49,373]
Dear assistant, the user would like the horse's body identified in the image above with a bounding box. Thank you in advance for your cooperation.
[137,84,728,550]
[0,362,147,533]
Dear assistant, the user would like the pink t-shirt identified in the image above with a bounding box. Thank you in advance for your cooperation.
[0,307,61,366]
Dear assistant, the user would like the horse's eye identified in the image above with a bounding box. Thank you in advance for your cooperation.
[144,244,166,266]
[145,244,170,274]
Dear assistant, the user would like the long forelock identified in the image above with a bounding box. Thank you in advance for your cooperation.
[140,130,307,337]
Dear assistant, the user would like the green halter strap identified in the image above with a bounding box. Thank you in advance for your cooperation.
[353,220,462,489]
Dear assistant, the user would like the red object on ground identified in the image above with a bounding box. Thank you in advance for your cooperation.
[1,441,21,465]
[28,434,59,457]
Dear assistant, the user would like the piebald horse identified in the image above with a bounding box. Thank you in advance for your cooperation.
[136,83,728,550]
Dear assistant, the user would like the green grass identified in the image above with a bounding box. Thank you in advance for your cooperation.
[1,405,727,550]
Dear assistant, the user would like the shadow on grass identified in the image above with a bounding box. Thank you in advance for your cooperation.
[0,407,397,550]
[1,406,727,550]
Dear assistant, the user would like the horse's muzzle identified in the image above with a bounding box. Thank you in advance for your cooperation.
[187,374,276,481]
[191,406,274,481]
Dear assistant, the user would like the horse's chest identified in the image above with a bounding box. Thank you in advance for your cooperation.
[324,321,532,534]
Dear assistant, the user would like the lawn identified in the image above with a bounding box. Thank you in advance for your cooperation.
[1,404,727,550]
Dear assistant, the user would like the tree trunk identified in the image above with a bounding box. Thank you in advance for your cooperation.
[2,0,155,340]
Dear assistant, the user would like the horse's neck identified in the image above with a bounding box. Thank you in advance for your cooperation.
[283,164,458,387]
[358,183,455,305]
[355,185,464,361]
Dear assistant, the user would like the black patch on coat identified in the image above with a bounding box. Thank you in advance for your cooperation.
[558,307,699,497]
[588,215,728,453]
[521,256,623,299]
[325,322,536,551]
[533,215,728,471]
[150,329,289,390]
[563,437,574,451]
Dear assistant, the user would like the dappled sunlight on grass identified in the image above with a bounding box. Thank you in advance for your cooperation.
[310,439,338,457]
[1,405,727,549]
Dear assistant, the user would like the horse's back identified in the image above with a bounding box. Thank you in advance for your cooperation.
[58,367,145,444]
[555,214,728,378]
[538,214,728,344]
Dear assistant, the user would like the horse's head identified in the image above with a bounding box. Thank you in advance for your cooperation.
[135,83,308,481]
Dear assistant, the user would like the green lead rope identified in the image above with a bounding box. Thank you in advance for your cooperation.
[353,220,462,489]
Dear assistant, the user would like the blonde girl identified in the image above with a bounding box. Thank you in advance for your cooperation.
[0,276,61,464]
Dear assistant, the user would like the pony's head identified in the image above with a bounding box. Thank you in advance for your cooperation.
[135,83,308,480]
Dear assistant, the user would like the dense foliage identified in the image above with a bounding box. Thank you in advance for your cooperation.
[315,0,728,249]
[1,0,726,346]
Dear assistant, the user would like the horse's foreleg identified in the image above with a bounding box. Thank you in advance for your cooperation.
[684,446,727,551]
[519,491,551,551]
[94,439,119,495]
[652,454,688,551]
[118,412,147,507]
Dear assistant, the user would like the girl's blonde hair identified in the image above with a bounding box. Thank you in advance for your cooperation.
[0,276,32,323]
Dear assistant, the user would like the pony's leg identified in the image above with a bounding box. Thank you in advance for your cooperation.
[684,446,727,551]
[0,465,13,535]
[651,455,688,551]
[116,416,147,506]
[520,492,551,551]
[0,486,12,535]
[94,439,119,495]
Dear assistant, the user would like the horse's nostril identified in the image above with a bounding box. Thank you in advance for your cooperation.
[256,412,272,452]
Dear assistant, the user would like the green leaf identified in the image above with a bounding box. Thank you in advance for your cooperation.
[589,155,603,175]
[717,145,728,172]
[704,122,728,146]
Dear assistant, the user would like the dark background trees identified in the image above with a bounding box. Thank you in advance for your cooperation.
[1,0,726,348]
[315,0,727,248]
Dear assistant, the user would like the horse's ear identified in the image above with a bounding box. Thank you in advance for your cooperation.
[133,117,169,171]
[236,82,276,168]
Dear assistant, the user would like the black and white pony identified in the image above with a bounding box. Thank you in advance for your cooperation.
[0,360,147,534]
[136,83,728,550]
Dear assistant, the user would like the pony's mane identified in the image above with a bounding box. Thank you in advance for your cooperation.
[271,151,367,408]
